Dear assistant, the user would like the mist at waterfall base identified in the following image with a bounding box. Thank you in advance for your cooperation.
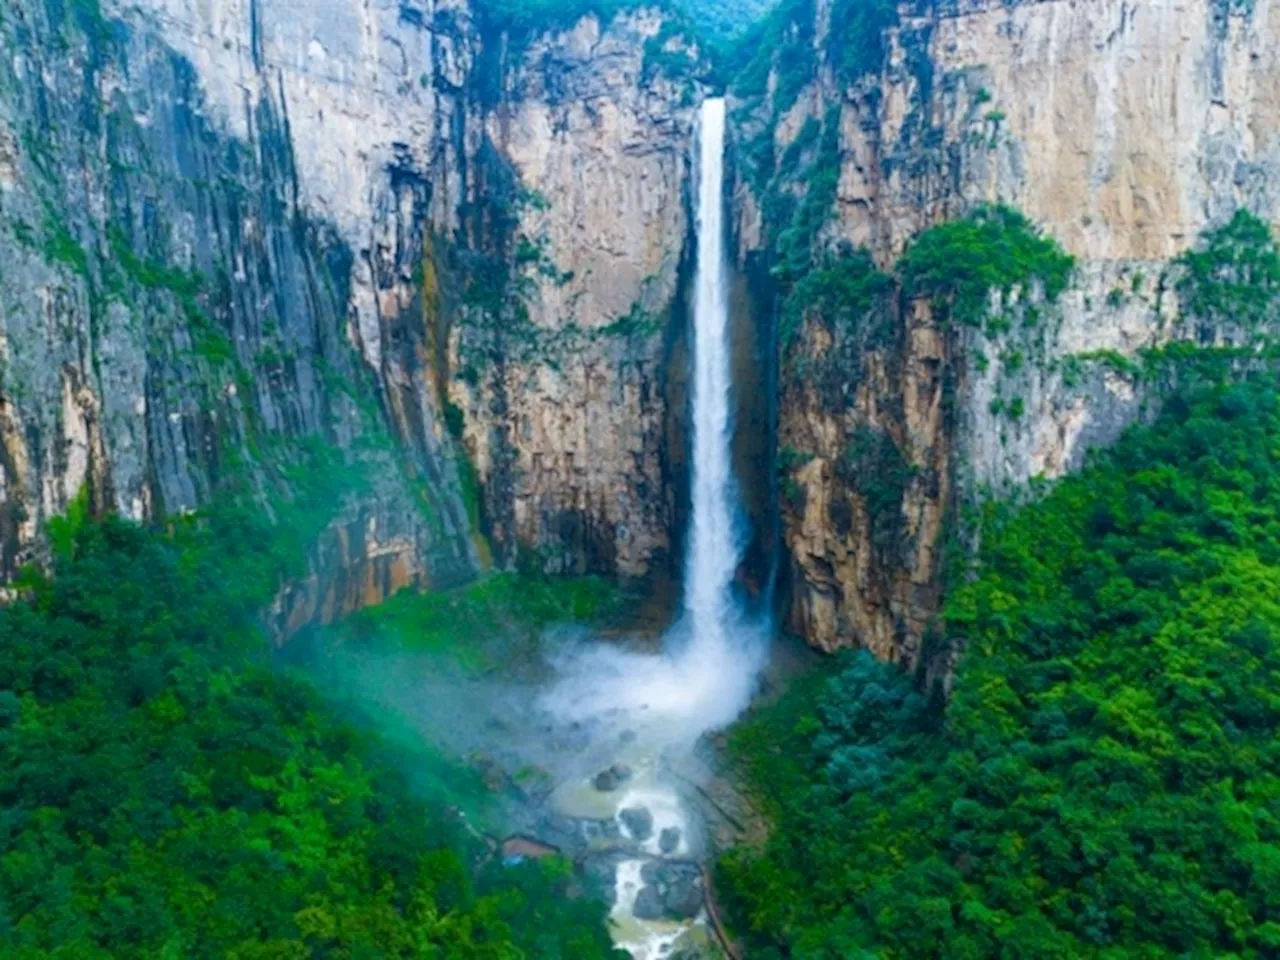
[540,95,770,757]
[292,98,768,959]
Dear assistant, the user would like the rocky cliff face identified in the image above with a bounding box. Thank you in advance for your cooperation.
[736,0,1280,660]
[450,12,701,576]
[0,0,701,612]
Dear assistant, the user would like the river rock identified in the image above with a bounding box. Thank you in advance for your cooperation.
[632,884,664,921]
[582,817,623,845]
[659,826,681,854]
[536,814,585,855]
[619,806,654,841]
[593,764,632,792]
[663,874,704,919]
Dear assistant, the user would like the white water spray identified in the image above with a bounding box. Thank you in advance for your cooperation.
[685,96,745,671]
[542,98,766,742]
[539,98,768,959]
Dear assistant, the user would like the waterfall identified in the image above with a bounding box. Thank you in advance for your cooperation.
[541,96,766,740]
[684,97,743,669]
[539,96,769,960]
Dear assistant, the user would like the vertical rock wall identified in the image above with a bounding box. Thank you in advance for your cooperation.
[0,0,480,622]
[453,12,701,576]
[0,0,705,609]
[737,0,1280,659]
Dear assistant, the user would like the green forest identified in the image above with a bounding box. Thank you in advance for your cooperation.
[8,0,1280,957]
[721,378,1280,959]
[0,516,624,958]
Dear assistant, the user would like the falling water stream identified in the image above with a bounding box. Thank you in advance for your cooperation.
[684,97,744,688]
[539,97,766,959]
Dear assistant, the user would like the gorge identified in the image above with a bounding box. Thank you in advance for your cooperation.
[5,0,1280,957]
[6,0,1280,663]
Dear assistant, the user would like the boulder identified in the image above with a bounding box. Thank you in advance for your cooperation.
[632,884,664,921]
[619,806,654,841]
[582,817,623,843]
[536,813,585,855]
[640,859,663,885]
[593,764,632,792]
[659,826,681,854]
[663,874,703,919]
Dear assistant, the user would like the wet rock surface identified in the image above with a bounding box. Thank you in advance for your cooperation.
[664,874,704,919]
[659,825,682,853]
[583,818,624,845]
[636,858,704,919]
[593,764,633,792]
[633,884,665,921]
[620,806,655,842]
[580,851,633,906]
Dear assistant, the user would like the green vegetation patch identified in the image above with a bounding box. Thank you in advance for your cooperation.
[0,515,625,958]
[899,204,1075,328]
[1175,208,1280,338]
[677,0,774,48]
[729,0,894,110]
[473,0,643,40]
[321,573,624,675]
[780,247,892,350]
[838,425,917,554]
[722,379,1280,958]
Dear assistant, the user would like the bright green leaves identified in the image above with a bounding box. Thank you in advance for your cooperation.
[46,484,91,563]
[899,204,1076,328]
[780,247,893,349]
[0,519,623,959]
[1175,209,1280,339]
[722,378,1280,958]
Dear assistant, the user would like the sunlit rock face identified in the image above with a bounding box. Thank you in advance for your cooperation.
[126,0,706,579]
[0,0,704,609]
[734,0,1280,661]
[455,11,702,578]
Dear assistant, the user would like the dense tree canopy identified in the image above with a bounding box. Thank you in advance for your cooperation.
[722,379,1280,959]
[0,518,623,958]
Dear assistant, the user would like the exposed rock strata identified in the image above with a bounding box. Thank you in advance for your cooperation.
[738,0,1280,658]
[0,0,702,610]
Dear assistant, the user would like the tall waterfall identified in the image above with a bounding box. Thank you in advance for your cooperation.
[541,96,766,740]
[684,97,743,669]
[538,96,769,960]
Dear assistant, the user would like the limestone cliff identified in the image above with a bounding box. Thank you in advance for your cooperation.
[451,12,702,576]
[735,0,1280,660]
[0,0,702,613]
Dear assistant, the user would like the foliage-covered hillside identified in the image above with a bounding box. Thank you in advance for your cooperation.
[474,0,773,51]
[722,378,1280,958]
[679,0,775,43]
[0,515,623,959]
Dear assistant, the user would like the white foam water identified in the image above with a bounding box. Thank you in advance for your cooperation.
[543,97,766,744]
[541,96,767,958]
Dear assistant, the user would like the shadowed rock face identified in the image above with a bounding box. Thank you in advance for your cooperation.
[732,0,1280,661]
[0,0,706,607]
[0,0,479,617]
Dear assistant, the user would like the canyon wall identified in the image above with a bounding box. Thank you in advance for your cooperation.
[451,13,701,576]
[735,0,1280,660]
[0,0,702,615]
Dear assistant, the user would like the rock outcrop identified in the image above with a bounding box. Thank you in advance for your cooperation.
[451,12,701,575]
[736,0,1280,660]
[0,0,703,612]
